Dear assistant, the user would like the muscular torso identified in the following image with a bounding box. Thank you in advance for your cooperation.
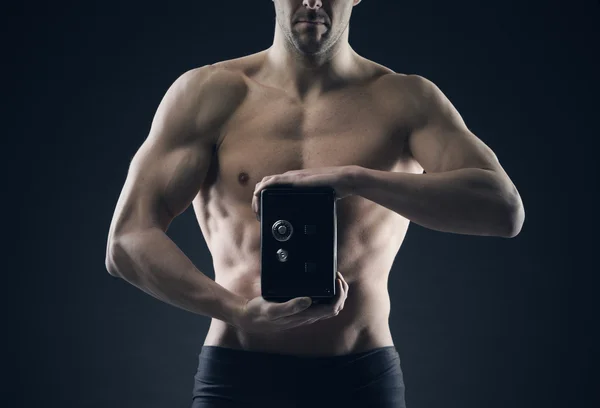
[192,52,424,356]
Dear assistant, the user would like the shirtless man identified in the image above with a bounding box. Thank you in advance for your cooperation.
[105,1,525,407]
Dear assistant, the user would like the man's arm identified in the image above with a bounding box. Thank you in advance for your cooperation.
[105,65,249,325]
[354,75,525,237]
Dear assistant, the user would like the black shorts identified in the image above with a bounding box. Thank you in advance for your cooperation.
[191,345,406,408]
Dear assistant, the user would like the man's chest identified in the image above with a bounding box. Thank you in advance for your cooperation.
[212,84,411,201]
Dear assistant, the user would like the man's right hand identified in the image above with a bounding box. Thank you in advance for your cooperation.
[232,271,349,333]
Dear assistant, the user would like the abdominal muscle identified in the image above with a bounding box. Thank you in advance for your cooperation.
[194,176,413,354]
[204,276,395,356]
[201,213,403,356]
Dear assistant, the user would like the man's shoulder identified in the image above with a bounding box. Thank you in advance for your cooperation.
[374,71,437,97]
[156,61,253,145]
[195,51,266,87]
[164,61,254,133]
[179,63,250,103]
[374,72,446,116]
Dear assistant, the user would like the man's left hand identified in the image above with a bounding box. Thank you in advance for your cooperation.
[252,165,360,220]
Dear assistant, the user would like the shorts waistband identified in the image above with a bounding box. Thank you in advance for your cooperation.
[199,345,398,366]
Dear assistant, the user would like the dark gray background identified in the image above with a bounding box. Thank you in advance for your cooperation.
[8,1,598,407]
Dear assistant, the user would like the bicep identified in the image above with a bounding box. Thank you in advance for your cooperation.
[124,139,213,231]
[108,68,217,237]
[407,76,502,174]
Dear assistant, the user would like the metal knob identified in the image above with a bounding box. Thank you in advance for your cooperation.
[277,249,288,262]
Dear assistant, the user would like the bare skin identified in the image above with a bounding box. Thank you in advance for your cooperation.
[106,0,523,357]
[199,57,410,355]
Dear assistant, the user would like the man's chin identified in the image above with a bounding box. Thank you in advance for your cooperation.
[298,48,322,56]
[294,41,327,56]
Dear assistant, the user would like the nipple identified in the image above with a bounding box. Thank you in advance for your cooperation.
[238,172,250,185]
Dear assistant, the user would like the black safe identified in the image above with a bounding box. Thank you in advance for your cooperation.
[260,184,337,304]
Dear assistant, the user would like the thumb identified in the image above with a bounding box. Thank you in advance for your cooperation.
[274,297,313,318]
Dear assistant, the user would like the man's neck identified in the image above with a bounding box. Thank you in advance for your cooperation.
[263,27,360,100]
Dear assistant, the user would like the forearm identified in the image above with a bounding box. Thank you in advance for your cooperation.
[106,228,246,326]
[353,166,524,237]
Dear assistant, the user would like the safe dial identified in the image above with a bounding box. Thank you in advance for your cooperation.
[272,220,293,242]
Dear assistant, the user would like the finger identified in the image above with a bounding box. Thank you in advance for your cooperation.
[338,272,349,299]
[254,199,260,220]
[254,177,273,198]
[338,281,348,311]
[270,297,313,320]
[337,271,348,290]
[287,277,345,319]
[254,183,266,219]
[276,296,337,321]
[302,292,343,323]
[252,185,261,210]
[317,281,345,321]
[274,314,326,331]
[334,277,346,311]
[275,279,347,327]
[324,277,345,318]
